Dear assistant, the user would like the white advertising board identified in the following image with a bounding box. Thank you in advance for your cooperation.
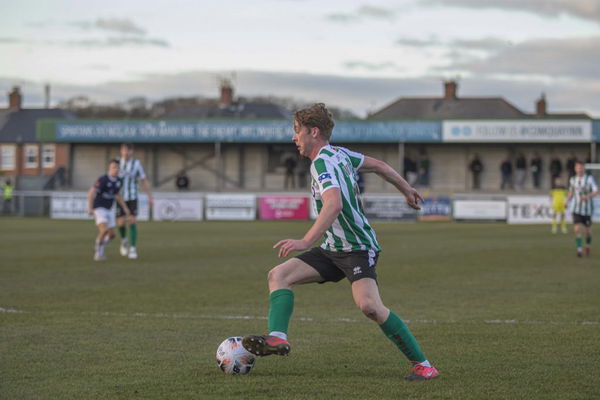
[152,193,203,221]
[507,195,573,224]
[508,196,550,224]
[205,194,256,220]
[443,120,591,142]
[51,192,149,220]
[453,200,507,220]
[50,192,91,219]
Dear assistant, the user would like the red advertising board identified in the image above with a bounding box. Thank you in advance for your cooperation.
[259,195,309,220]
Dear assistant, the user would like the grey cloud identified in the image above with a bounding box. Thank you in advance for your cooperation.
[420,0,600,24]
[396,37,442,47]
[326,5,395,23]
[397,36,513,50]
[452,37,513,50]
[1,69,598,117]
[69,17,146,35]
[84,64,111,71]
[357,6,394,19]
[443,36,600,80]
[68,37,170,48]
[343,61,403,72]
[326,13,361,23]
[0,37,21,43]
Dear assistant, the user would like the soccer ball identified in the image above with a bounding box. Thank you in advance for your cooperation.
[216,337,256,375]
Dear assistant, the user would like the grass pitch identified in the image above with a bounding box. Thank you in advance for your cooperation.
[1,218,599,399]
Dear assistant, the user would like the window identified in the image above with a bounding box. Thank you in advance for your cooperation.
[24,144,39,168]
[1,145,15,170]
[42,144,56,168]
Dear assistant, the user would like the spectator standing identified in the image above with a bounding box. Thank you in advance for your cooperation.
[418,151,430,187]
[515,153,527,190]
[549,156,563,186]
[469,155,483,190]
[500,157,513,190]
[530,152,542,189]
[284,155,297,189]
[2,179,13,215]
[175,170,190,191]
[297,157,310,188]
[566,152,577,178]
[403,155,418,186]
[357,171,365,193]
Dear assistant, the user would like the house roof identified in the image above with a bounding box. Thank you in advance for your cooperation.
[368,97,527,120]
[159,101,292,120]
[534,112,591,119]
[0,108,76,143]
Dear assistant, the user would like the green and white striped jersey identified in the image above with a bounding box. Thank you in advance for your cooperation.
[310,145,380,252]
[118,158,147,201]
[569,174,598,216]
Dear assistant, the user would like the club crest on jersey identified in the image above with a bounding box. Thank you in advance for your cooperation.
[318,173,332,183]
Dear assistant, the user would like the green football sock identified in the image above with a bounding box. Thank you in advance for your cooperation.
[379,311,426,363]
[130,224,138,247]
[586,236,592,246]
[118,226,127,239]
[268,289,294,334]
[576,237,583,249]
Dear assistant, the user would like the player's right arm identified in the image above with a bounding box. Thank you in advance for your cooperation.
[87,183,98,215]
[274,188,342,258]
[360,156,423,210]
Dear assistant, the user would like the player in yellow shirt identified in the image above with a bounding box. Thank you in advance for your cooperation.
[551,177,568,234]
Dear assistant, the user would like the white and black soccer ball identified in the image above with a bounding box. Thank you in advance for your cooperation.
[216,337,256,375]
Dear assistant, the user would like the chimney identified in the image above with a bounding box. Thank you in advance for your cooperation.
[219,80,234,107]
[8,86,22,110]
[443,80,458,100]
[44,84,51,109]
[536,93,547,116]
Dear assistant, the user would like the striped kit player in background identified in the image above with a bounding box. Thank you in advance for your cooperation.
[568,160,598,257]
[117,143,154,259]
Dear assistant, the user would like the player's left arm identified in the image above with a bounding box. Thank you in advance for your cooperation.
[140,178,154,206]
[274,188,342,258]
[137,162,154,206]
[360,156,423,210]
[583,178,599,201]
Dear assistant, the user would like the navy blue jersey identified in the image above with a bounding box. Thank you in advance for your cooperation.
[92,174,122,209]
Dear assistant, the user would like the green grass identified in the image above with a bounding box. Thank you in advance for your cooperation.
[1,218,599,399]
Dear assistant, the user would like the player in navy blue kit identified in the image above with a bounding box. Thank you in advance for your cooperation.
[87,159,131,261]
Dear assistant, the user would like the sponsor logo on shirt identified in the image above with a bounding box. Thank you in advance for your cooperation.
[318,173,332,183]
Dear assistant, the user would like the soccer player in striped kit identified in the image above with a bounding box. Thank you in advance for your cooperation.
[242,103,439,381]
[117,143,154,259]
[568,160,598,257]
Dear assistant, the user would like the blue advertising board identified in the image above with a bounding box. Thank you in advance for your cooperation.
[419,197,452,221]
[53,120,441,143]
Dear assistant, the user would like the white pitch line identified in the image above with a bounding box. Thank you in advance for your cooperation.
[1,307,598,326]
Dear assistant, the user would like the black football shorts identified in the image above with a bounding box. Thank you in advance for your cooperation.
[296,247,379,283]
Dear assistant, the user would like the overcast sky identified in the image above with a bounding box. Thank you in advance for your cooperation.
[1,0,599,117]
